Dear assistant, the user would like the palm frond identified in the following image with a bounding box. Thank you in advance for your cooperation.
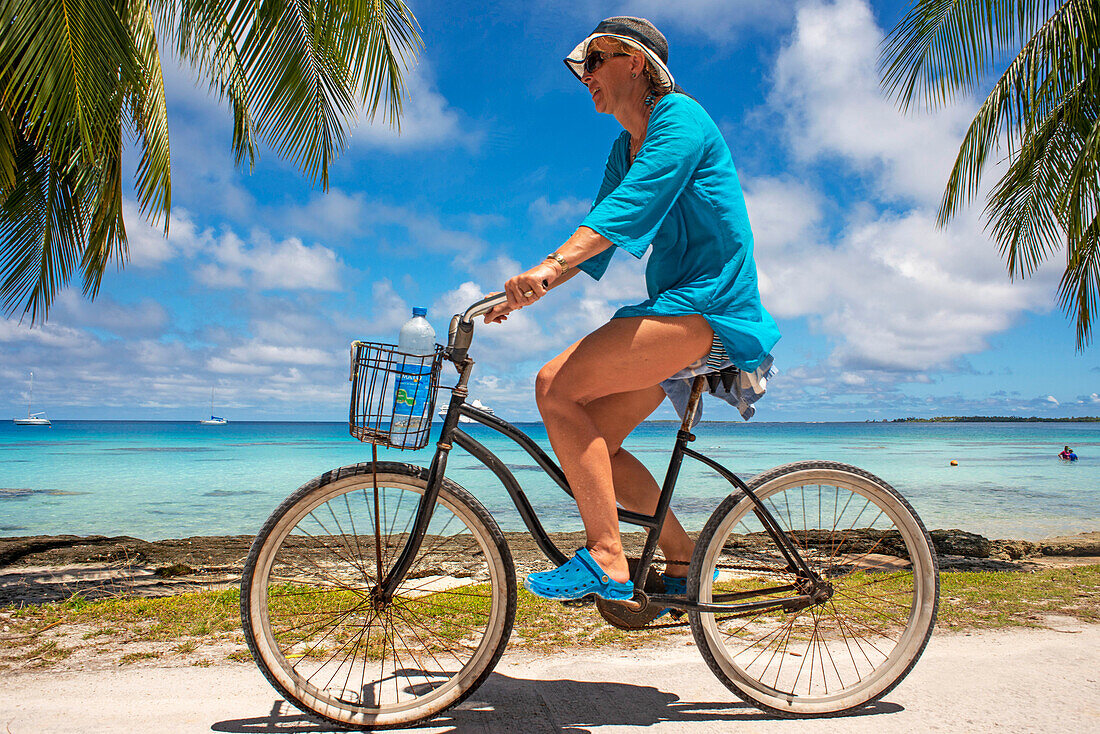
[0,0,423,323]
[0,105,16,190]
[0,134,86,323]
[883,0,1100,347]
[160,0,257,169]
[237,0,352,188]
[1059,107,1100,245]
[340,0,421,127]
[937,1,1096,221]
[985,80,1085,277]
[881,0,1055,112]
[80,99,127,301]
[127,0,172,227]
[1058,212,1099,346]
[165,0,422,187]
[0,0,140,163]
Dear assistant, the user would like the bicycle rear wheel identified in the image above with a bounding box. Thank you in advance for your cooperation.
[241,462,515,729]
[689,461,938,716]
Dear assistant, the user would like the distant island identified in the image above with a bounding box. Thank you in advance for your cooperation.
[882,416,1100,423]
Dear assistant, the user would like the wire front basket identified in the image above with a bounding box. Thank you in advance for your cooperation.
[349,341,445,450]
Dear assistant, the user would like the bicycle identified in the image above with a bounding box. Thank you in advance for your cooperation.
[240,292,940,729]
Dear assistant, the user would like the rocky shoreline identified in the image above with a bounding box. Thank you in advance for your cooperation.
[1,529,1097,606]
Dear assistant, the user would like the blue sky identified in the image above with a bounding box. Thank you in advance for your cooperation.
[2,0,1097,422]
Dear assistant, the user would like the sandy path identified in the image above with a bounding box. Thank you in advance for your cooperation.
[2,624,1098,733]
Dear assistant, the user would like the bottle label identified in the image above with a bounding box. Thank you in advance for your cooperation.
[392,359,432,419]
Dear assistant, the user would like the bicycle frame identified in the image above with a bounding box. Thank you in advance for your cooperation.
[377,309,825,617]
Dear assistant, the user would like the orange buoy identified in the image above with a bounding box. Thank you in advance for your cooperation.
[950,460,958,466]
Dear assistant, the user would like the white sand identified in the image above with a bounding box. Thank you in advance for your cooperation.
[2,624,1098,733]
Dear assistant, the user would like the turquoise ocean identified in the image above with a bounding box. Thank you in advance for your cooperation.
[1,420,1097,542]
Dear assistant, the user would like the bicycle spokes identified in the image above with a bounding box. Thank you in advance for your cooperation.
[693,464,936,711]
[259,480,504,712]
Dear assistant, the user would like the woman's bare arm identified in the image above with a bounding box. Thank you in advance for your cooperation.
[484,226,612,323]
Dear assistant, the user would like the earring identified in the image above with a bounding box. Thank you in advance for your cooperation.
[632,73,637,78]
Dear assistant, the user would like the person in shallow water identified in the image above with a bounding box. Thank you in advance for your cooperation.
[483,17,780,602]
[1059,446,1078,461]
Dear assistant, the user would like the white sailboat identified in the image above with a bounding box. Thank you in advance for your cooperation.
[199,388,228,425]
[13,372,51,426]
[438,398,495,424]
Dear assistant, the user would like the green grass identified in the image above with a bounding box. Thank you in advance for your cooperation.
[0,566,1097,670]
[937,566,1100,629]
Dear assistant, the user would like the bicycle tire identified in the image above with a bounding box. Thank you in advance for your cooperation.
[241,462,516,729]
[688,461,939,716]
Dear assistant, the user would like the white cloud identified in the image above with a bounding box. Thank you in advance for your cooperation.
[123,201,174,268]
[771,0,977,205]
[370,279,419,335]
[282,190,374,239]
[119,203,223,271]
[1046,395,1059,405]
[281,190,489,263]
[196,230,341,291]
[349,59,478,150]
[744,177,822,299]
[206,357,273,375]
[225,342,338,366]
[529,195,592,224]
[764,203,1057,370]
[756,0,1060,372]
[0,318,84,347]
[51,292,169,337]
[253,237,340,291]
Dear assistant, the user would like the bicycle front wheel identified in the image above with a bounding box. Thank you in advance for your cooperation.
[689,461,938,716]
[241,462,516,729]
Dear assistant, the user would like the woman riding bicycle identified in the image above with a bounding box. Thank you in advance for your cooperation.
[486,17,780,602]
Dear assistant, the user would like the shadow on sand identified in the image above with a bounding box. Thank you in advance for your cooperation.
[211,673,903,733]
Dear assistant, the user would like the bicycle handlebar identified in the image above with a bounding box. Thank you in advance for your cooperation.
[446,281,548,363]
[446,293,503,364]
[460,292,508,323]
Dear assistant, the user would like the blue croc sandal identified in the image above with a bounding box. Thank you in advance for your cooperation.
[657,569,720,619]
[525,548,634,601]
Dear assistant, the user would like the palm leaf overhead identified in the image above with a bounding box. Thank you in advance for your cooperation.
[0,0,421,323]
[881,0,1100,348]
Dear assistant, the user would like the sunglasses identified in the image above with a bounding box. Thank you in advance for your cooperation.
[583,50,630,74]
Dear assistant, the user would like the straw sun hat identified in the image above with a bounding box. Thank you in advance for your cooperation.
[563,16,675,91]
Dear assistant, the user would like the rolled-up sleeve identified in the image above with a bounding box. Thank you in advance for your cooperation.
[580,98,705,265]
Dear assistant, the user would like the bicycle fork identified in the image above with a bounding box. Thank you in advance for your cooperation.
[370,357,474,606]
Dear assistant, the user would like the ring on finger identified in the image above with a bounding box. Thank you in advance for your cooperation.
[522,290,535,298]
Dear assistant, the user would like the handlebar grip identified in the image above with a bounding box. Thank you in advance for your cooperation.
[448,281,551,362]
[459,280,550,323]
[461,292,508,324]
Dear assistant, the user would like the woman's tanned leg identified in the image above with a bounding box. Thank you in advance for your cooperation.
[584,387,696,576]
[535,315,711,582]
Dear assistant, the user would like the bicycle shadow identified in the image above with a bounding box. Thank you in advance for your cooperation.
[211,672,903,732]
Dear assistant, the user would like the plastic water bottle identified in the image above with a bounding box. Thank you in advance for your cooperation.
[391,307,436,447]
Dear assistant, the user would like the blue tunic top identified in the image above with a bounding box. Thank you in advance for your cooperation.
[577,94,780,371]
